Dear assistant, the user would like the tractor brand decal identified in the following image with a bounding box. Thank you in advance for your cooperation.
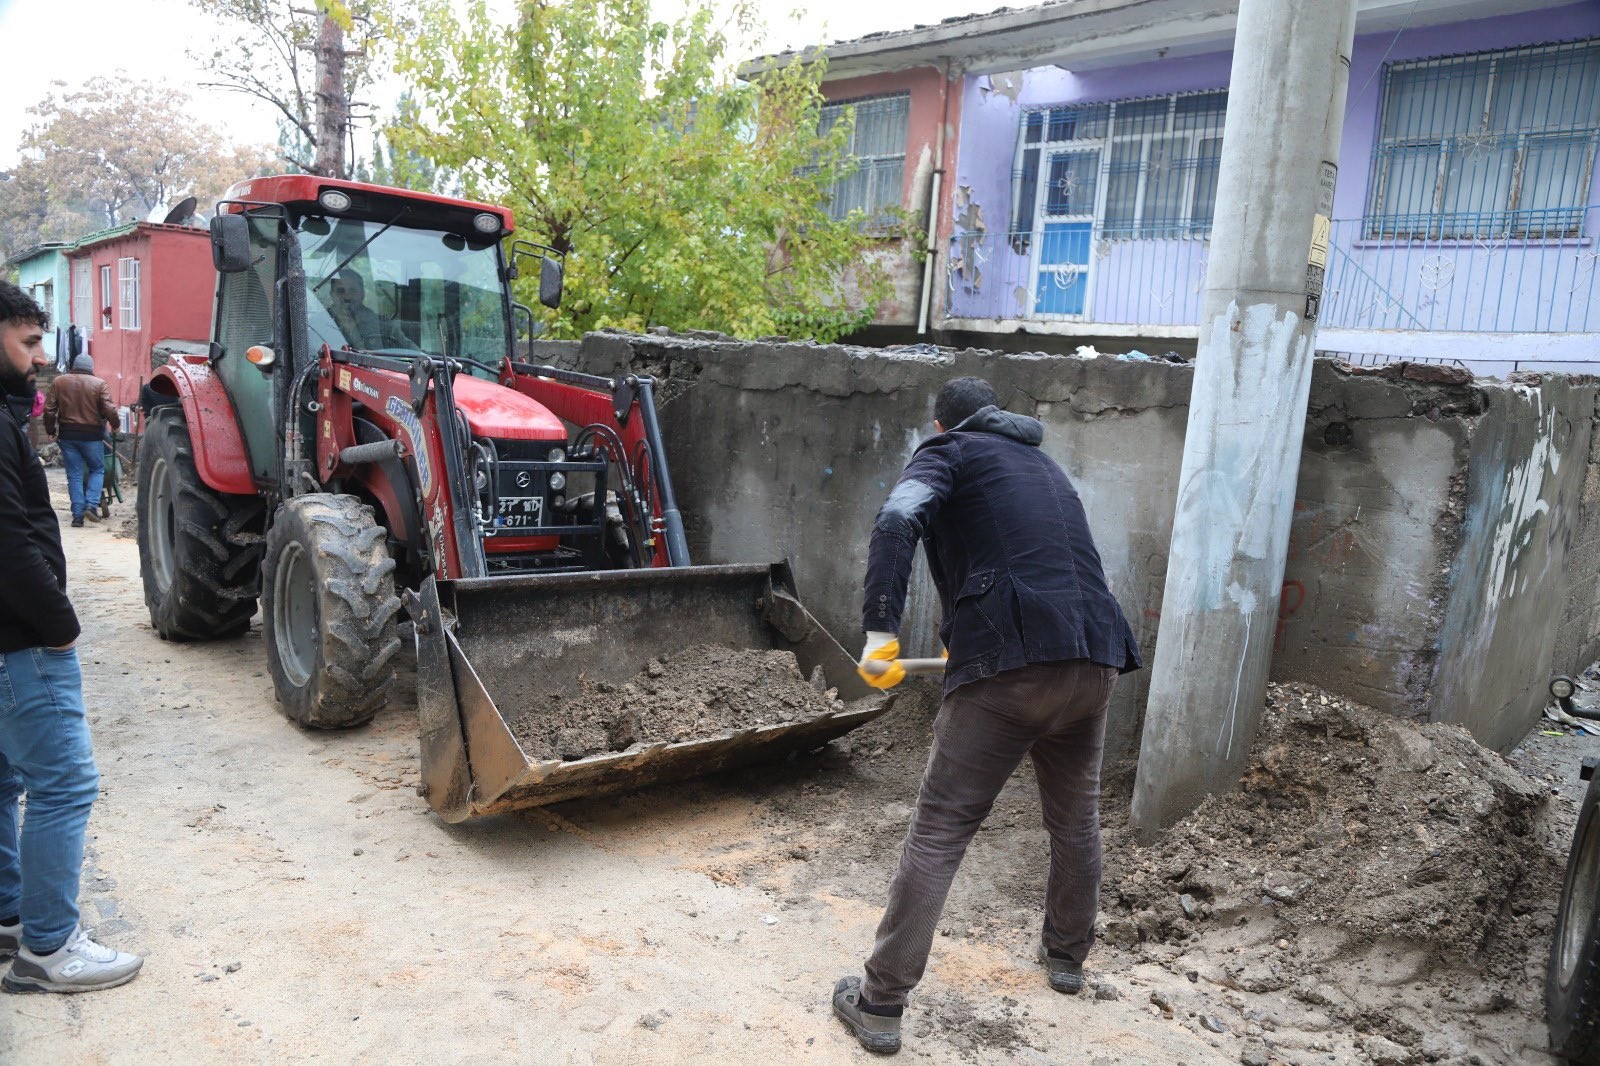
[428,507,448,579]
[337,368,352,392]
[385,395,435,499]
[351,377,381,401]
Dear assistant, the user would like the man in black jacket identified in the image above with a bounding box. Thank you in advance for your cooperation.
[0,281,142,992]
[833,376,1141,1054]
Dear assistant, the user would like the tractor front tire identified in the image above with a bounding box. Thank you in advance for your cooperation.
[262,493,402,729]
[137,408,264,640]
[1549,771,1600,1064]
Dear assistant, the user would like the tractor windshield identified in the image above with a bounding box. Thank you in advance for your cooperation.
[296,216,508,368]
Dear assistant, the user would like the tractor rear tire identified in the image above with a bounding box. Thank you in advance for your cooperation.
[1549,771,1600,1064]
[262,493,402,729]
[137,407,264,640]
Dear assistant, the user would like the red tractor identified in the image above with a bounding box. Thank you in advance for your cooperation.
[137,176,877,821]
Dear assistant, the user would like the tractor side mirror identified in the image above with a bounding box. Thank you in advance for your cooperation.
[210,214,252,273]
[539,256,564,310]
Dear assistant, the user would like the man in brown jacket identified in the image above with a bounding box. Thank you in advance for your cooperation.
[44,355,118,527]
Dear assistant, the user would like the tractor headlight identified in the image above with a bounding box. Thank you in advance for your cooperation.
[318,189,353,213]
[548,447,565,464]
[472,212,502,234]
[549,472,566,491]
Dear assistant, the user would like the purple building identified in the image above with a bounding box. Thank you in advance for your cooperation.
[755,0,1600,372]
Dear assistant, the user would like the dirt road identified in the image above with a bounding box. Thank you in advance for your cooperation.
[3,478,1227,1064]
[1,472,1571,1063]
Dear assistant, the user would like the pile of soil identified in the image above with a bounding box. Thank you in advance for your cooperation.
[1091,683,1563,1062]
[1102,683,1553,962]
[507,644,847,762]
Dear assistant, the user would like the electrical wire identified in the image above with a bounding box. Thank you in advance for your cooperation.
[1352,0,1423,106]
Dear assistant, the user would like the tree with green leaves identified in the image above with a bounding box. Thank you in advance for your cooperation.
[387,0,913,341]
[357,94,458,196]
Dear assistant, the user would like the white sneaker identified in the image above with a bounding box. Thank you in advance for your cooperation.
[0,918,18,960]
[2,925,143,993]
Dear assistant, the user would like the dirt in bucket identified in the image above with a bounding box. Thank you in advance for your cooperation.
[506,644,848,762]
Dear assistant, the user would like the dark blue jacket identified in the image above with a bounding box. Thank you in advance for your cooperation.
[862,406,1142,694]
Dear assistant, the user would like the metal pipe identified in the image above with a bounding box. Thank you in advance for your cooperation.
[431,359,488,579]
[338,439,403,466]
[917,57,954,336]
[630,377,690,567]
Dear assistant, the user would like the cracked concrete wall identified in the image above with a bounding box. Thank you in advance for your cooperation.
[556,332,1597,756]
[1557,393,1600,681]
[1433,377,1600,752]
[1274,367,1483,713]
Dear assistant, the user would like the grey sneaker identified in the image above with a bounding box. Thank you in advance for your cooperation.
[3,926,143,993]
[0,918,18,960]
[832,975,901,1054]
[1038,942,1085,993]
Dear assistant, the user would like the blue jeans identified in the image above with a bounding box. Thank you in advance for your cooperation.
[0,647,100,953]
[58,439,105,520]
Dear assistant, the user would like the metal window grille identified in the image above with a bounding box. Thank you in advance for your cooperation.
[71,259,92,334]
[118,257,141,330]
[1010,89,1228,247]
[819,93,910,226]
[1366,37,1600,239]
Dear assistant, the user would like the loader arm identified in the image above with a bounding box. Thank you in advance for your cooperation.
[501,363,688,569]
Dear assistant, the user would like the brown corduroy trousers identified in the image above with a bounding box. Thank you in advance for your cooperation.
[861,659,1117,1006]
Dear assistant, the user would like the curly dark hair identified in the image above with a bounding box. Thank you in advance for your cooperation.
[0,280,50,331]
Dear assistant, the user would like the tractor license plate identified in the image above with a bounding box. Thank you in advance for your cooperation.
[495,496,545,529]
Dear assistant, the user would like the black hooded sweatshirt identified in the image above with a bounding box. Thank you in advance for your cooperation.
[1,391,80,651]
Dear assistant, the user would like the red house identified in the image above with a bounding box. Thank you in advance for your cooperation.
[66,222,214,409]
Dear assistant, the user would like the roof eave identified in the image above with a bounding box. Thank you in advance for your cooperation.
[742,0,1571,81]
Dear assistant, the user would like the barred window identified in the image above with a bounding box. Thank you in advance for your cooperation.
[118,257,141,330]
[819,93,910,226]
[1366,38,1600,239]
[72,258,92,334]
[1010,90,1227,244]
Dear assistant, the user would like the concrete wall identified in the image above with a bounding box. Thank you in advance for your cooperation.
[1558,390,1600,679]
[1434,376,1600,750]
[558,331,1599,756]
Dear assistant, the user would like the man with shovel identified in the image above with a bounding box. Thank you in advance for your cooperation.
[833,376,1142,1054]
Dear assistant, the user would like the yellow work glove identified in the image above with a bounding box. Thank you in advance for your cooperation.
[858,630,905,690]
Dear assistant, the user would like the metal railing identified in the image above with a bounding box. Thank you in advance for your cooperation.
[944,205,1600,334]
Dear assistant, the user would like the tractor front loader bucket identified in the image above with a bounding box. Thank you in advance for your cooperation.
[409,563,887,822]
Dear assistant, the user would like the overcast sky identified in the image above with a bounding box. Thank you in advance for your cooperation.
[0,0,995,171]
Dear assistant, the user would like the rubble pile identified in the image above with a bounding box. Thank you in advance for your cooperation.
[1106,683,1551,960]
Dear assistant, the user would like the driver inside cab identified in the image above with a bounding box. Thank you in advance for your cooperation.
[327,269,414,351]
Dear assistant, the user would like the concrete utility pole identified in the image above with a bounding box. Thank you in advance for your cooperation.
[1130,0,1358,836]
